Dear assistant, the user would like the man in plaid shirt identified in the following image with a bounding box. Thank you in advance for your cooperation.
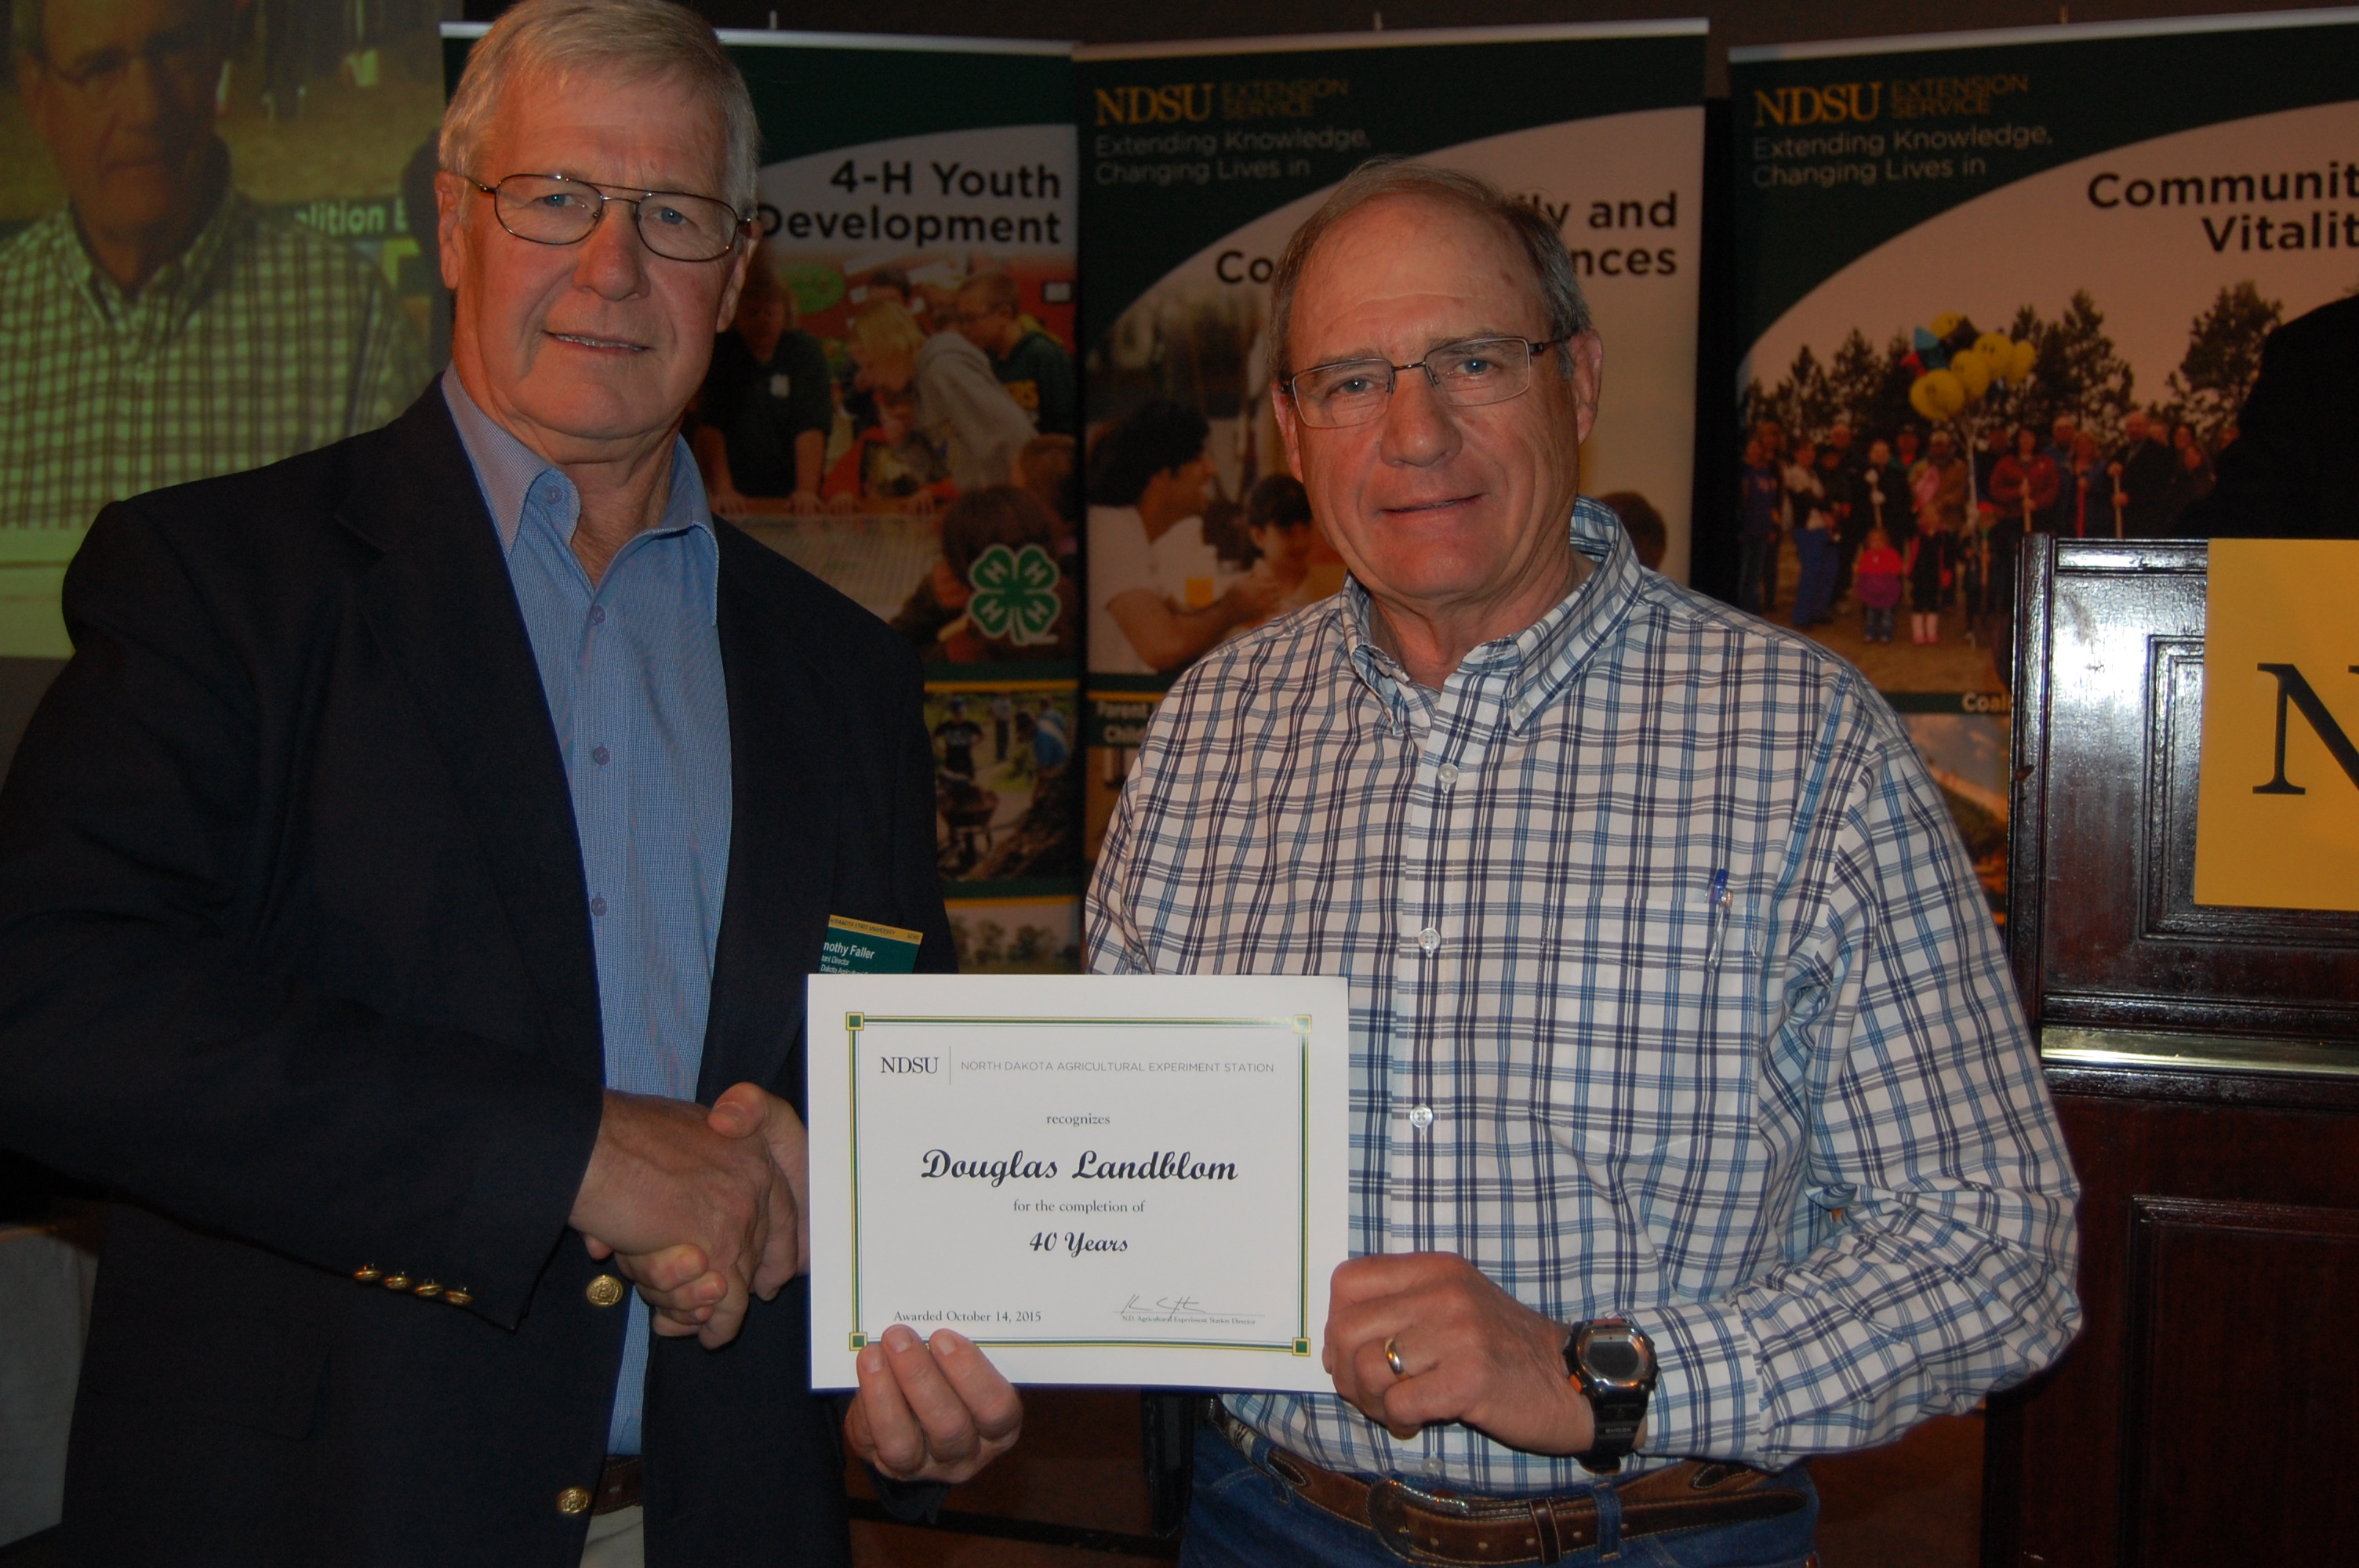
[1086,161,2079,1567]
[0,0,427,657]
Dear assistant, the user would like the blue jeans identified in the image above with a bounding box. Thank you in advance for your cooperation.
[1178,1421,1818,1568]
[1790,528,1837,626]
[1737,532,1777,615]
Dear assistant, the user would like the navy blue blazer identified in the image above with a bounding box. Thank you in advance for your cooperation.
[0,389,954,1565]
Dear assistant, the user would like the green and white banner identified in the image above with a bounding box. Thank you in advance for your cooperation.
[1730,9,2359,910]
[728,31,1081,950]
[1076,23,1707,858]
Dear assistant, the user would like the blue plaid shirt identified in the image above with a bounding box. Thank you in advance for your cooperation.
[1086,497,2078,1490]
[445,371,732,1457]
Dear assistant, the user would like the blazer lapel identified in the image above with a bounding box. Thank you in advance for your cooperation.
[698,528,838,1109]
[337,394,604,1084]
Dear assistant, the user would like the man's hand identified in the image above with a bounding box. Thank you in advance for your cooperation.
[845,1324,1024,1485]
[568,1091,798,1348]
[705,1081,809,1277]
[1323,1253,1593,1454]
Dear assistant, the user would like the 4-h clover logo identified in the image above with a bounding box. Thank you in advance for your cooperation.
[964,543,1062,646]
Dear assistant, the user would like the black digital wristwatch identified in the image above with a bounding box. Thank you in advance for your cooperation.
[1564,1317,1659,1474]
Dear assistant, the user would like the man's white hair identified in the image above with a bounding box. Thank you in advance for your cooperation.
[440,0,760,214]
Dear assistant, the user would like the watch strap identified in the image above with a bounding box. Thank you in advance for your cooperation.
[1564,1319,1654,1475]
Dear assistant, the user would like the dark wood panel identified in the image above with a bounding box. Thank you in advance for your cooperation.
[1985,1084,2359,1568]
[2121,1197,2359,1567]
[2008,539,2359,1041]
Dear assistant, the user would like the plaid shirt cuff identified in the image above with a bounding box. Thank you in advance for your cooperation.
[1636,1298,1765,1465]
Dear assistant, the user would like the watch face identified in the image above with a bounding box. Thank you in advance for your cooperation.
[1584,1337,1645,1383]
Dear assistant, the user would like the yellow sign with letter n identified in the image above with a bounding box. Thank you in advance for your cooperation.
[2195,539,2359,911]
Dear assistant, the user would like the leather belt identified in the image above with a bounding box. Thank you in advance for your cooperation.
[594,1455,643,1515]
[1208,1399,1808,1566]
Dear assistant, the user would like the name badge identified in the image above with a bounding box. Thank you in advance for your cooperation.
[820,915,923,974]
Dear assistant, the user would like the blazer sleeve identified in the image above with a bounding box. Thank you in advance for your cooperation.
[0,502,600,1326]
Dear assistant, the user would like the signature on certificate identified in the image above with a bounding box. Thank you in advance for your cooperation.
[1119,1293,1264,1325]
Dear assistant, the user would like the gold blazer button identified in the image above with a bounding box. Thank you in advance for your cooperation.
[586,1274,625,1308]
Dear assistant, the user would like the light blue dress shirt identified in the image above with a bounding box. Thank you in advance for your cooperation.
[444,369,733,1456]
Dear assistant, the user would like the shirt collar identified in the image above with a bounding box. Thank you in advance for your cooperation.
[440,363,714,556]
[1337,495,1641,732]
[60,180,245,332]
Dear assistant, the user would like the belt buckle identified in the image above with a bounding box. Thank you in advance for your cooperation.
[1365,1477,1568,1566]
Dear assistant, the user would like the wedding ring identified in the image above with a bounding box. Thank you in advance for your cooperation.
[1383,1335,1405,1377]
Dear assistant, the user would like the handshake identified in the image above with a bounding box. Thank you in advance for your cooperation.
[568,1083,1020,1484]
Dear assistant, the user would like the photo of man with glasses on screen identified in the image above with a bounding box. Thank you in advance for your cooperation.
[0,0,428,656]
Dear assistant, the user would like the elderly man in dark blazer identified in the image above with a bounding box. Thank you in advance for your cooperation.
[0,2,1016,1562]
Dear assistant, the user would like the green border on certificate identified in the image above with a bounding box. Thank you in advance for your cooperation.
[842,1012,1317,1358]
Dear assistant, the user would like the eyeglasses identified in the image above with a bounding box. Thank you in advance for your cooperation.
[1281,336,1569,429]
[465,173,747,263]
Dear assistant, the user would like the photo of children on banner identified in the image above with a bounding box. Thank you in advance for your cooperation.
[696,245,831,514]
[954,267,1076,437]
[890,485,1077,662]
[925,686,1078,884]
[944,896,1081,975]
[1085,398,1274,675]
[688,245,1081,652]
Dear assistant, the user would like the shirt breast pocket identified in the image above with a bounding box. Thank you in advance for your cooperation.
[1533,895,1760,1238]
[1541,894,1718,1063]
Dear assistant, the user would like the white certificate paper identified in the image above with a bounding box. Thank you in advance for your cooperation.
[806,974,1350,1391]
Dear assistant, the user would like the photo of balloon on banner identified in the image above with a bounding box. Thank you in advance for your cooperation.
[1732,12,2359,913]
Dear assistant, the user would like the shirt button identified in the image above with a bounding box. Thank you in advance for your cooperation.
[540,484,565,506]
[591,745,611,766]
[1510,700,1530,721]
[1407,1104,1435,1131]
[1435,762,1459,786]
[589,895,608,916]
[588,604,607,626]
[1416,926,1440,953]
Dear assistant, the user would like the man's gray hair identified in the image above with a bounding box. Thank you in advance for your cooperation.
[1267,158,1594,383]
[441,0,761,215]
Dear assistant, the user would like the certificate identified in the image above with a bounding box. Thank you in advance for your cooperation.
[806,974,1350,1391]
